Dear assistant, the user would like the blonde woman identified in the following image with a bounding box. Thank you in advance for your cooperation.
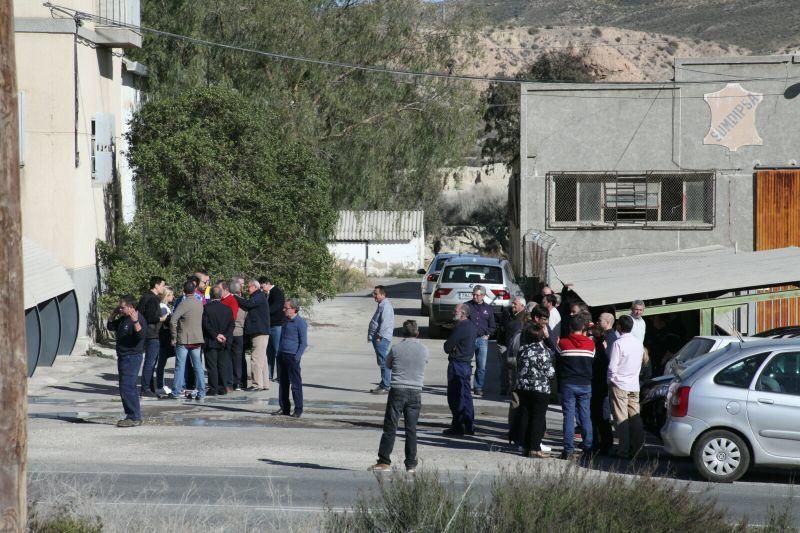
[156,286,175,395]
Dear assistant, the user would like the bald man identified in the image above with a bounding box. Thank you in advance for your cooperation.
[590,312,618,454]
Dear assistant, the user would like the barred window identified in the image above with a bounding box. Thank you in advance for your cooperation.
[547,172,715,229]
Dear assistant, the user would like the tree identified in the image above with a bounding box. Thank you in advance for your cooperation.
[481,50,594,171]
[129,0,483,230]
[98,87,337,309]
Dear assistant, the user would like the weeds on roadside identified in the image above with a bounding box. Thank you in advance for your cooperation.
[333,261,369,294]
[325,464,754,533]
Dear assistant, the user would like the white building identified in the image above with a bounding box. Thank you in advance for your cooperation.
[329,211,425,276]
[15,0,144,372]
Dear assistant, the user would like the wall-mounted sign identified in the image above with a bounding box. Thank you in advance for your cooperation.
[703,83,763,152]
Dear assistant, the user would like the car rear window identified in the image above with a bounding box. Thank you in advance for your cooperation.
[675,338,717,364]
[441,265,503,284]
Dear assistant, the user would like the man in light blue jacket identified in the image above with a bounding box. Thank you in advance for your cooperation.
[368,285,395,393]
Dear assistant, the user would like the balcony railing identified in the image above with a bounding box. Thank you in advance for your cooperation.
[96,0,140,28]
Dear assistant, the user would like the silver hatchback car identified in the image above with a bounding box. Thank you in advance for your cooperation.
[661,339,800,482]
[417,252,479,316]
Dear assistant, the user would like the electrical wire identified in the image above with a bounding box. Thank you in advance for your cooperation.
[44,2,800,91]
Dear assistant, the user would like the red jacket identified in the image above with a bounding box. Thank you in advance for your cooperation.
[557,333,595,386]
[220,293,239,321]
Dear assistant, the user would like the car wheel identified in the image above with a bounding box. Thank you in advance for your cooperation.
[420,303,429,316]
[692,430,750,483]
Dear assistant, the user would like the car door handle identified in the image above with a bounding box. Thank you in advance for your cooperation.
[757,398,775,405]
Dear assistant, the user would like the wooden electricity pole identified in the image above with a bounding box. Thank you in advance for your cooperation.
[0,0,27,531]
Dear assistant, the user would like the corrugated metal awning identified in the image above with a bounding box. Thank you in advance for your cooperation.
[23,238,75,310]
[553,246,800,307]
[333,210,424,241]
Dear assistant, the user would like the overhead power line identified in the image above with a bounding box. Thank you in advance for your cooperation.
[43,2,800,91]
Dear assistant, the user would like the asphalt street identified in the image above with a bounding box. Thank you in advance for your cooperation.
[26,278,800,530]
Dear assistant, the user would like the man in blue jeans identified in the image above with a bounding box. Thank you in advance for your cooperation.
[107,295,147,427]
[557,313,595,459]
[368,285,395,394]
[465,285,496,397]
[136,276,166,397]
[262,277,286,383]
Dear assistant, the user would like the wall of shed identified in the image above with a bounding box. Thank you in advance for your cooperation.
[328,238,425,276]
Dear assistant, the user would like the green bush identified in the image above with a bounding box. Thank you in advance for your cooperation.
[325,466,747,533]
[28,505,102,533]
[333,261,370,294]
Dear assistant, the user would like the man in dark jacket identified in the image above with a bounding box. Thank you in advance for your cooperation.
[261,276,286,383]
[107,295,147,427]
[443,304,477,436]
[203,286,235,395]
[464,285,496,397]
[137,276,165,397]
[590,313,617,455]
[236,279,271,390]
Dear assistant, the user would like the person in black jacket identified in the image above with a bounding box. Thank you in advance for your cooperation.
[203,286,235,395]
[107,295,147,427]
[137,276,166,397]
[261,276,286,383]
[443,304,477,437]
[236,279,271,390]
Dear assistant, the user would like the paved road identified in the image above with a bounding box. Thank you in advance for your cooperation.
[26,278,800,530]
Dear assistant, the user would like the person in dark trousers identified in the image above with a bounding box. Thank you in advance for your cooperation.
[591,313,617,455]
[273,298,308,417]
[107,295,147,427]
[156,286,175,395]
[228,280,247,390]
[137,276,165,396]
[515,323,555,457]
[203,286,235,395]
[443,303,477,436]
[236,279,271,390]
[368,320,429,473]
[261,277,286,383]
[464,285,496,397]
[218,280,239,392]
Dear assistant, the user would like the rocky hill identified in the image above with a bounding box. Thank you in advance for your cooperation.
[464,0,800,54]
[456,25,751,82]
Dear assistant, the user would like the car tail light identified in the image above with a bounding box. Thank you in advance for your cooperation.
[492,289,511,300]
[670,386,691,417]
[434,288,452,298]
[426,273,439,282]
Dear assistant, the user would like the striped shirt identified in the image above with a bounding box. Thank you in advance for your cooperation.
[557,333,595,386]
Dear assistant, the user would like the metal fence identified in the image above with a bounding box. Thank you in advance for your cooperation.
[546,171,715,229]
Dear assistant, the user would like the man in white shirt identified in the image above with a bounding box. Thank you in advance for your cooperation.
[629,300,646,343]
[543,294,561,338]
[607,315,644,459]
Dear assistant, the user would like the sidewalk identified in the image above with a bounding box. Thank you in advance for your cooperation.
[27,278,568,472]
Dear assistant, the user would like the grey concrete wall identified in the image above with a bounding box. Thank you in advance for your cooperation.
[517,55,800,272]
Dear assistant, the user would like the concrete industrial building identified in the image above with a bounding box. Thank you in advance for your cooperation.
[511,54,800,334]
[14,0,144,371]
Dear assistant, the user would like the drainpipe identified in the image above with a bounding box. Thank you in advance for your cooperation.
[73,17,80,168]
[363,240,369,276]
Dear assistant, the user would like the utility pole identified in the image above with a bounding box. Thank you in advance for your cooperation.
[0,0,28,531]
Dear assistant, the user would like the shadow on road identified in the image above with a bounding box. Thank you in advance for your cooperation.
[258,458,349,471]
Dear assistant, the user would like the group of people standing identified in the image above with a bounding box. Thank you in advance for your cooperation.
[107,272,307,427]
[367,283,650,471]
[503,287,648,460]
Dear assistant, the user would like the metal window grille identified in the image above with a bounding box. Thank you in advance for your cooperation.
[97,0,140,26]
[546,171,715,229]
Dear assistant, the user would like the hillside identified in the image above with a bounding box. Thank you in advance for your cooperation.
[456,25,750,81]
[465,0,800,54]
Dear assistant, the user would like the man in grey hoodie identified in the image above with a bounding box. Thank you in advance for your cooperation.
[368,320,428,473]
